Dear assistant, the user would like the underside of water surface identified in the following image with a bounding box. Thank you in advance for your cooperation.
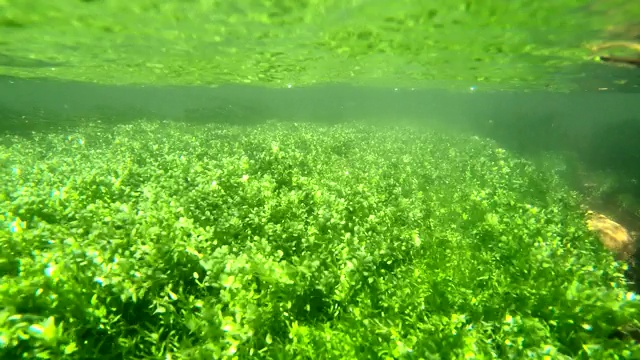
[0,0,639,91]
[1,1,640,359]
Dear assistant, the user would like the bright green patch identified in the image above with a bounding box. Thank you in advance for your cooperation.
[0,119,638,359]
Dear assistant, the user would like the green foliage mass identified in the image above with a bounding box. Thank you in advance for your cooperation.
[0,120,638,359]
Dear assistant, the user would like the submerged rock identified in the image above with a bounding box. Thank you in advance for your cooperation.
[586,210,637,261]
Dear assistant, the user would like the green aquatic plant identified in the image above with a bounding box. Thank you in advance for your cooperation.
[0,120,638,359]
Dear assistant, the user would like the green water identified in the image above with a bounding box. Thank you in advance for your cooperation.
[1,0,639,91]
[2,1,640,359]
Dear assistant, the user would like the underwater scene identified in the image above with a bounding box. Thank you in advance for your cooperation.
[1,0,640,359]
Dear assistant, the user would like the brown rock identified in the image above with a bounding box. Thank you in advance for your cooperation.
[586,211,637,261]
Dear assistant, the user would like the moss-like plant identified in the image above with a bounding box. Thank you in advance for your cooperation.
[1,120,638,359]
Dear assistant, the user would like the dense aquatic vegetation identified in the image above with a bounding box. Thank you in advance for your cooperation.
[1,120,638,359]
